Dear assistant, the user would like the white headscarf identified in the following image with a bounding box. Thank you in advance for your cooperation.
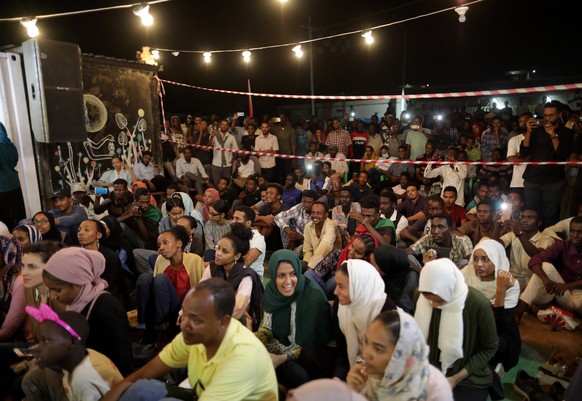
[462,239,520,308]
[366,309,430,401]
[161,191,195,218]
[414,258,468,373]
[337,259,387,367]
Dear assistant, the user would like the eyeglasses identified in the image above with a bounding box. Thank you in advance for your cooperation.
[33,219,49,225]
[209,212,221,217]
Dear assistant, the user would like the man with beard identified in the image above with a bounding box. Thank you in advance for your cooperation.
[407,213,473,269]
[275,190,318,249]
[209,119,238,186]
[303,201,342,277]
[520,101,574,227]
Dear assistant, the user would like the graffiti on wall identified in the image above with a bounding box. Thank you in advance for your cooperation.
[47,57,158,190]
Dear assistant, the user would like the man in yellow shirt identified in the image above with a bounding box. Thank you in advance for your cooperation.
[103,279,278,401]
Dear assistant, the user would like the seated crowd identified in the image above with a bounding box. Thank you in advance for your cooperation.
[0,101,581,401]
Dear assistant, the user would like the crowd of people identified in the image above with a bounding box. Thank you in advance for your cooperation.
[0,98,581,401]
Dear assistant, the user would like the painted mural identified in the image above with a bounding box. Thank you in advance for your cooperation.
[41,55,160,193]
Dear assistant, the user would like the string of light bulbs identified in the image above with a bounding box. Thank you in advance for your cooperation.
[0,0,171,38]
[152,0,483,63]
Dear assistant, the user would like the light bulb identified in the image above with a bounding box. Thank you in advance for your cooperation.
[203,52,212,63]
[134,4,154,27]
[172,52,180,56]
[242,50,251,63]
[455,6,468,23]
[21,18,39,38]
[152,49,160,60]
[362,30,374,45]
[292,45,303,58]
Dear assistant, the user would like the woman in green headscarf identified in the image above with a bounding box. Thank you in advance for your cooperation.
[256,249,332,390]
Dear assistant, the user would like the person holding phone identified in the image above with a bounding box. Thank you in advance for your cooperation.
[520,100,574,228]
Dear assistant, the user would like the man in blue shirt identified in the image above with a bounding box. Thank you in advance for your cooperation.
[49,188,88,245]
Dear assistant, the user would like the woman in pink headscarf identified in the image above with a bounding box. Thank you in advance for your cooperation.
[38,247,133,375]
[201,188,220,223]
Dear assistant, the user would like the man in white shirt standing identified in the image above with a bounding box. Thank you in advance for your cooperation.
[210,119,238,186]
[176,146,211,195]
[254,122,279,183]
[506,112,532,189]
[232,206,266,277]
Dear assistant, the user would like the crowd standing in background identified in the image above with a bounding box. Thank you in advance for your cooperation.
[0,98,581,401]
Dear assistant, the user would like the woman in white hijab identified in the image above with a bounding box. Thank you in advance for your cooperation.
[414,259,497,401]
[347,309,453,401]
[462,239,521,371]
[334,259,396,374]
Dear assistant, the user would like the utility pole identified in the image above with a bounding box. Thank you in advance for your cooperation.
[399,25,407,117]
[308,16,315,116]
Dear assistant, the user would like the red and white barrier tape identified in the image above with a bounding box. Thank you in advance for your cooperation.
[159,78,582,101]
[171,141,582,166]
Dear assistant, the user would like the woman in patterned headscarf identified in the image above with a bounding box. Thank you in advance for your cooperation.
[346,309,453,401]
[0,236,23,324]
[11,225,42,249]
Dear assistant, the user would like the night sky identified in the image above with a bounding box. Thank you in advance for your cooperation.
[1,0,581,115]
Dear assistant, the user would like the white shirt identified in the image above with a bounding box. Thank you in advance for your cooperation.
[501,231,555,284]
[255,134,279,169]
[381,209,409,240]
[100,169,133,187]
[132,161,156,181]
[237,159,257,178]
[507,134,525,188]
[423,162,468,206]
[248,228,266,276]
[175,157,208,179]
[374,156,397,172]
[211,132,239,167]
[324,152,348,174]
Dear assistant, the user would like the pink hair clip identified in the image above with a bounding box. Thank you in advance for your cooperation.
[25,304,82,341]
